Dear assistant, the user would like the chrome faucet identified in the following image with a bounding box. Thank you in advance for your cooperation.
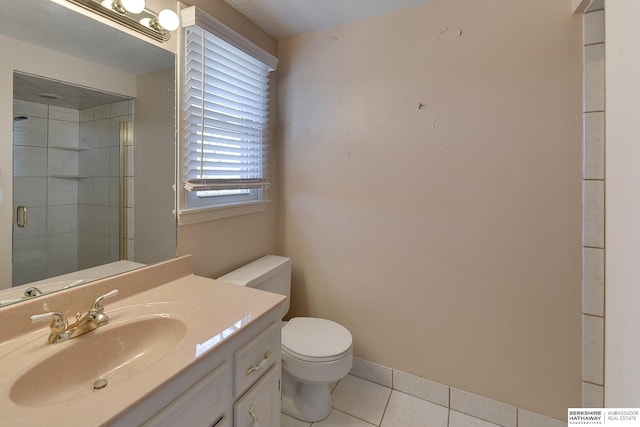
[30,289,119,344]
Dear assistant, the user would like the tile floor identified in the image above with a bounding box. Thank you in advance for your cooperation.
[282,374,502,427]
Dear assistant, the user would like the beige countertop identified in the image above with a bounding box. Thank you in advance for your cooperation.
[0,255,285,426]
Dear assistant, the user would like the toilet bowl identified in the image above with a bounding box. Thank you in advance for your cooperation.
[280,317,353,421]
[217,256,353,422]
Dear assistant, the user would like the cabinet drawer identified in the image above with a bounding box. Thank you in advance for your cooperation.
[234,321,280,397]
[143,362,229,427]
[233,364,281,427]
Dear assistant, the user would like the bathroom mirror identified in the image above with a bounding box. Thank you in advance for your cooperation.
[0,0,177,305]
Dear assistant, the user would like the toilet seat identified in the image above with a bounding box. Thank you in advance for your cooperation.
[282,317,352,362]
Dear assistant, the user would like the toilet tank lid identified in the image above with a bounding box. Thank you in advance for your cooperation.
[217,255,291,287]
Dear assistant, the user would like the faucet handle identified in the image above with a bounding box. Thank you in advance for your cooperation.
[30,312,55,323]
[30,312,68,332]
[31,312,70,344]
[91,289,119,312]
[89,289,119,326]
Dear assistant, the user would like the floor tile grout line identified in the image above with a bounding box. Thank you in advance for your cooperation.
[330,407,378,426]
[378,388,393,426]
[376,368,395,426]
[330,375,390,426]
[447,387,452,426]
[449,408,509,427]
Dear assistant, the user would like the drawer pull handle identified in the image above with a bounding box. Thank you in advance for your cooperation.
[245,350,271,376]
[249,404,259,427]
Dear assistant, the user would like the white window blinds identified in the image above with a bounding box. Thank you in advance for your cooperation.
[182,18,275,208]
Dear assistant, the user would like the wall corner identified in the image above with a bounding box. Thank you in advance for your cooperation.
[573,0,590,14]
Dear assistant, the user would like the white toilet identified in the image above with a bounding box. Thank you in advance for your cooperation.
[218,255,353,422]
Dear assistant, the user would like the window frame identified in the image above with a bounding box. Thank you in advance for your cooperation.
[177,6,277,225]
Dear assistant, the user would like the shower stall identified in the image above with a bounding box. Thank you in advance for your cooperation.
[12,72,134,286]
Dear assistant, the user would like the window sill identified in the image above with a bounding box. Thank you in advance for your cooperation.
[177,200,270,225]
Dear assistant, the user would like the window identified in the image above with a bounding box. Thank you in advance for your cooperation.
[179,7,277,223]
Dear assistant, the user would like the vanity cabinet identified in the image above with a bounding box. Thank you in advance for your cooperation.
[141,362,230,426]
[234,322,281,397]
[114,309,282,427]
[234,364,281,427]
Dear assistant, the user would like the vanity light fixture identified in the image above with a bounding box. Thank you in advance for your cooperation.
[65,0,180,42]
[117,0,145,14]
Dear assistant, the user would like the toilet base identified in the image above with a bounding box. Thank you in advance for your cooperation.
[281,368,332,422]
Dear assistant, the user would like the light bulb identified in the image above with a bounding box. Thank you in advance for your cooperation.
[120,0,145,14]
[158,9,179,31]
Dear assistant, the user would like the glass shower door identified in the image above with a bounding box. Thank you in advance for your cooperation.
[12,108,49,286]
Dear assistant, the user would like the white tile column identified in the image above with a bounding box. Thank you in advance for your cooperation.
[581,5,605,407]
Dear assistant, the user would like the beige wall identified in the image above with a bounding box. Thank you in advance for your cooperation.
[176,0,279,279]
[278,0,582,419]
[134,68,177,264]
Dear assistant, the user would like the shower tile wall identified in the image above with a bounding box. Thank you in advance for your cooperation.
[13,101,45,284]
[12,99,133,286]
[581,5,605,407]
[78,101,133,270]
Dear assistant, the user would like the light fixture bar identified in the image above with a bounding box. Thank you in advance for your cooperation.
[65,0,170,42]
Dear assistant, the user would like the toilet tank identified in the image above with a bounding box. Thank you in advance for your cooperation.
[217,255,291,317]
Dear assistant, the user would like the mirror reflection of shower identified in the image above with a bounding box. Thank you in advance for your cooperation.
[12,72,134,286]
